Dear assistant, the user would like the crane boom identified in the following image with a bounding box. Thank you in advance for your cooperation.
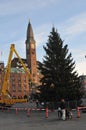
[0,44,32,106]
[1,44,14,96]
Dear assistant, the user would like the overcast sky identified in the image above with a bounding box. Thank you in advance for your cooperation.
[0,0,86,76]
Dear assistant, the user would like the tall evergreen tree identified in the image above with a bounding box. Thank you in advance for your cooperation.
[38,27,84,102]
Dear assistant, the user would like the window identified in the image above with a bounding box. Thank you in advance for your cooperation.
[12,85,16,92]
[18,85,22,92]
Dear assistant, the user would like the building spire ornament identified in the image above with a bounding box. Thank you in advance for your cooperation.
[26,20,34,41]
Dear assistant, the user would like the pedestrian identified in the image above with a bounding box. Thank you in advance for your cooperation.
[36,99,39,108]
[60,99,66,120]
[57,106,62,120]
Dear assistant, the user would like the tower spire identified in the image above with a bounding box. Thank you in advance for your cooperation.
[25,21,37,84]
[26,20,34,41]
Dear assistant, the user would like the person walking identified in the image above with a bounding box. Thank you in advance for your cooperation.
[60,99,66,120]
[36,99,39,108]
[57,106,62,120]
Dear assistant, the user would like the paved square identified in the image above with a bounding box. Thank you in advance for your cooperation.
[0,108,86,130]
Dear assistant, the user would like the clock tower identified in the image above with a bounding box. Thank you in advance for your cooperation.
[25,21,37,83]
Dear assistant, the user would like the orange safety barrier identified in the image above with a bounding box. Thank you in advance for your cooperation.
[8,107,10,112]
[45,107,48,118]
[77,107,80,118]
[27,108,31,117]
[2,107,4,112]
[16,108,18,115]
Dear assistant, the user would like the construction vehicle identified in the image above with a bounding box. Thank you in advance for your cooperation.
[0,44,32,106]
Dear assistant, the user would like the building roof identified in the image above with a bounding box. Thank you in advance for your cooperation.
[11,57,30,73]
[11,57,28,68]
[11,67,26,73]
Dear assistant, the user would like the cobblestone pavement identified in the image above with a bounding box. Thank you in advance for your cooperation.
[0,106,86,130]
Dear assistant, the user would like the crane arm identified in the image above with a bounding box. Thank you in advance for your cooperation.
[1,44,32,97]
[1,45,13,96]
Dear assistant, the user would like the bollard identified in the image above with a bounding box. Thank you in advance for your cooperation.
[8,107,10,112]
[77,107,80,118]
[16,108,18,115]
[2,107,4,112]
[46,107,48,118]
[27,108,31,117]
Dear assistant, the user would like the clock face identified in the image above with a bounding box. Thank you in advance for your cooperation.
[31,44,35,49]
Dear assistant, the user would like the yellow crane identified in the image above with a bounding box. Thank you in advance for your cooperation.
[0,44,32,106]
